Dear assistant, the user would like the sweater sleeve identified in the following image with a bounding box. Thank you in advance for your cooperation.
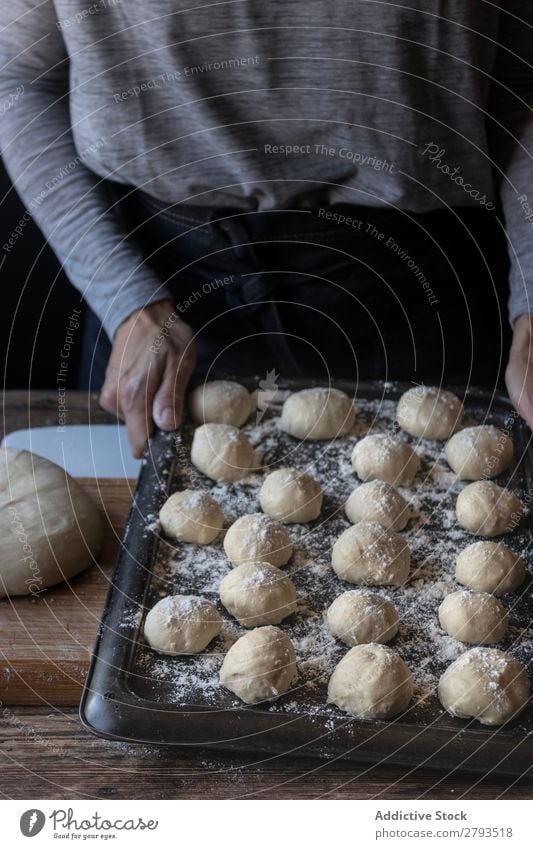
[0,0,171,340]
[488,2,533,325]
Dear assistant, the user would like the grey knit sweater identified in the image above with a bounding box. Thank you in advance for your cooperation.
[0,1,532,338]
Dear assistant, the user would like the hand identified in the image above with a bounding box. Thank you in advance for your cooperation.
[99,300,196,457]
[505,313,533,431]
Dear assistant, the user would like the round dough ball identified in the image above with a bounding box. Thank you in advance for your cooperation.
[219,561,297,627]
[456,541,526,596]
[326,590,399,646]
[438,648,529,725]
[188,380,255,427]
[223,513,293,567]
[159,489,223,544]
[259,467,323,523]
[219,625,297,703]
[445,425,514,480]
[191,423,260,482]
[144,594,222,655]
[456,481,523,537]
[280,387,356,440]
[438,590,508,644]
[328,643,414,719]
[331,521,410,586]
[351,433,420,487]
[397,386,463,440]
[345,480,409,531]
[0,447,103,598]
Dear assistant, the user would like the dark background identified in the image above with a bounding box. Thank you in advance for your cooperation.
[1,158,83,389]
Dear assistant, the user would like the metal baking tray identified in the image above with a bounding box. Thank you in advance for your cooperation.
[80,380,533,775]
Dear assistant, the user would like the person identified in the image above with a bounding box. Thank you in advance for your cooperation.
[0,2,532,457]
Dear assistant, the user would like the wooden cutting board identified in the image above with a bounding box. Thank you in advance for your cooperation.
[0,478,135,706]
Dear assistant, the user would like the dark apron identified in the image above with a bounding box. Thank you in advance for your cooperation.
[79,185,510,389]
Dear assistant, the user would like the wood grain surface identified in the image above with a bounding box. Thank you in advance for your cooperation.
[1,391,532,799]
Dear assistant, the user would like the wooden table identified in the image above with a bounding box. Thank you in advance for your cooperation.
[1,391,532,799]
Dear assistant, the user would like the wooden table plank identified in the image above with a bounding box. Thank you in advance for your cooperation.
[1,709,532,800]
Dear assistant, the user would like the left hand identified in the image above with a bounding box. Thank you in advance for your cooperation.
[505,313,533,430]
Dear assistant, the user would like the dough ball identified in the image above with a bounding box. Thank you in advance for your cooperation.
[188,380,255,427]
[351,433,420,487]
[456,481,523,537]
[445,425,514,480]
[326,590,399,646]
[144,594,222,655]
[219,625,297,703]
[259,467,323,523]
[438,648,529,725]
[397,386,463,440]
[223,513,293,567]
[345,480,409,531]
[159,489,223,544]
[0,447,103,598]
[456,541,526,596]
[280,387,356,440]
[191,423,260,482]
[219,561,297,627]
[328,643,414,719]
[331,521,410,586]
[438,590,508,644]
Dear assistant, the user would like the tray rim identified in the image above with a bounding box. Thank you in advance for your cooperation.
[79,380,533,776]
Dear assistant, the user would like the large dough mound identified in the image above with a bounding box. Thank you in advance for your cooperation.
[397,386,463,440]
[281,387,356,440]
[0,447,103,598]
[438,648,529,725]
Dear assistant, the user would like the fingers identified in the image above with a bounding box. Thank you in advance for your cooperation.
[153,334,197,431]
[120,371,158,458]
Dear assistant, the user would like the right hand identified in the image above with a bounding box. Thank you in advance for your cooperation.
[99,300,196,457]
